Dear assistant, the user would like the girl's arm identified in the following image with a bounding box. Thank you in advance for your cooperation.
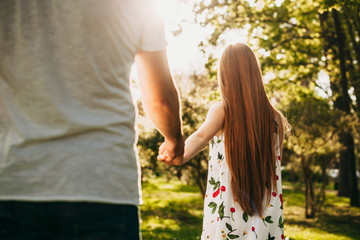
[182,102,225,164]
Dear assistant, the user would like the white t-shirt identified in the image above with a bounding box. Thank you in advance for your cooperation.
[0,0,166,206]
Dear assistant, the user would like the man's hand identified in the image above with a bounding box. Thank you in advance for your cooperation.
[135,50,184,165]
[157,135,184,166]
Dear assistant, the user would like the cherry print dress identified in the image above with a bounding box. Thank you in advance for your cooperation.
[201,134,284,240]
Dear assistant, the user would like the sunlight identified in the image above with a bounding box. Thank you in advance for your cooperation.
[247,0,256,7]
[315,70,332,98]
[220,29,248,46]
[275,0,285,7]
[131,0,210,102]
[155,0,178,20]
[156,0,213,74]
[166,24,211,74]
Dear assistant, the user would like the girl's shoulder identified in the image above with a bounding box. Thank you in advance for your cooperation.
[208,101,224,115]
[207,102,225,137]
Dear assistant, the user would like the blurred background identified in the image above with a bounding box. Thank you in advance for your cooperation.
[132,0,360,239]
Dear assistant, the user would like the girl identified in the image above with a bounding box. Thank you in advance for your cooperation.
[159,43,289,240]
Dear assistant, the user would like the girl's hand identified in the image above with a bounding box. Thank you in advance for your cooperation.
[157,136,184,166]
[158,142,170,160]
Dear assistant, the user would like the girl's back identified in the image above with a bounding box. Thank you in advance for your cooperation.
[201,132,284,240]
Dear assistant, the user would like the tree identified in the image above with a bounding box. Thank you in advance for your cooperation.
[193,0,360,210]
[318,1,360,206]
[285,88,342,217]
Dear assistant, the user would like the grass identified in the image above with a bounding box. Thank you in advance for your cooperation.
[140,178,203,239]
[282,187,360,240]
[140,178,360,240]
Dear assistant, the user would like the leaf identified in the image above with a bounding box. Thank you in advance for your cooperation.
[208,202,217,208]
[218,152,223,160]
[242,212,248,222]
[209,177,215,185]
[265,216,273,223]
[267,233,275,240]
[208,202,217,214]
[278,216,284,228]
[228,234,240,239]
[214,182,220,190]
[218,202,225,220]
[226,222,232,232]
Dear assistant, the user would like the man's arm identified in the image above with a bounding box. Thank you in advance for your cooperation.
[135,50,184,165]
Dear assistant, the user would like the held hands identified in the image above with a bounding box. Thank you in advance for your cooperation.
[157,135,184,166]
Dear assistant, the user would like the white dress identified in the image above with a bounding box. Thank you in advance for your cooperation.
[201,134,284,240]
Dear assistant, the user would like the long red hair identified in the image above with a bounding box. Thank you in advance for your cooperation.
[218,43,287,216]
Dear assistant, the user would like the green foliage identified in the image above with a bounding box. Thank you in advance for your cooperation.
[283,87,343,217]
[137,128,164,178]
[285,88,342,160]
[195,0,324,87]
[194,0,360,211]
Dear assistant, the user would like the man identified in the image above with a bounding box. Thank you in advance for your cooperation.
[0,0,183,239]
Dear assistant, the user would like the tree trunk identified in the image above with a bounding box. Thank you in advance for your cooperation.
[337,142,351,197]
[343,131,359,206]
[302,157,316,218]
[332,9,359,206]
[344,12,360,118]
[345,11,360,118]
[192,153,208,198]
[176,167,182,180]
[316,162,328,213]
[332,9,351,113]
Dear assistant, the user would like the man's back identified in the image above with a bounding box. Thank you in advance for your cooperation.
[0,0,166,206]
